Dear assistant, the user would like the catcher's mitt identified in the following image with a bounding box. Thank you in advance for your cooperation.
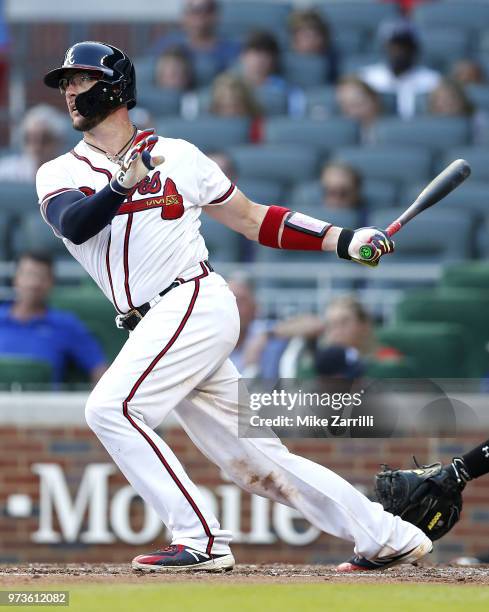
[375,459,464,541]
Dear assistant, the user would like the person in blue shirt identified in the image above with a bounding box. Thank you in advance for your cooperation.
[0,251,107,386]
[152,0,240,77]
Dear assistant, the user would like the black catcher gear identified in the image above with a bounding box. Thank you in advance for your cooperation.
[375,459,464,541]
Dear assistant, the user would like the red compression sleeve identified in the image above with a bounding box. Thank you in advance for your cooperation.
[258,205,289,248]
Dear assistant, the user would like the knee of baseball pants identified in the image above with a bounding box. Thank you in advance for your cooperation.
[85,388,120,436]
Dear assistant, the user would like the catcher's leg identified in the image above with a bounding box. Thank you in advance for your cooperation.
[175,358,428,561]
[84,276,239,565]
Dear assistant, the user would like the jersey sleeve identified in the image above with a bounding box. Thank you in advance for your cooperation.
[36,159,82,227]
[190,144,237,207]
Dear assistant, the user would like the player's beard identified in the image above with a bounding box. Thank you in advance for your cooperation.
[72,107,113,132]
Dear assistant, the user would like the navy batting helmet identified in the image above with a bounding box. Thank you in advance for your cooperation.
[44,41,136,118]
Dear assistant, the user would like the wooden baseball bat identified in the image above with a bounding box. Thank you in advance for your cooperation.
[358,159,472,264]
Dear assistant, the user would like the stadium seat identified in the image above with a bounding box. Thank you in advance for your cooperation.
[199,213,241,262]
[401,180,489,218]
[363,179,398,210]
[365,356,419,379]
[12,212,67,259]
[0,216,9,259]
[334,146,432,188]
[304,85,338,118]
[0,357,52,390]
[342,52,382,75]
[156,117,250,152]
[283,53,329,88]
[317,2,399,36]
[377,322,469,378]
[264,117,359,155]
[441,261,489,291]
[133,56,154,88]
[395,288,489,377]
[218,1,291,41]
[50,287,127,362]
[236,178,283,204]
[287,178,397,212]
[413,2,489,34]
[332,27,366,56]
[419,28,470,72]
[0,182,37,217]
[368,207,474,262]
[372,117,471,153]
[228,144,318,184]
[440,147,489,182]
[255,86,288,116]
[466,84,489,112]
[136,87,182,116]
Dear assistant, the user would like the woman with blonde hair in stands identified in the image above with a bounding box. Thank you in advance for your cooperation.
[428,77,489,144]
[336,76,383,144]
[209,72,264,142]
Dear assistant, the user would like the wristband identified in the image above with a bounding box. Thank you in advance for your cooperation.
[110,176,132,196]
[336,228,354,260]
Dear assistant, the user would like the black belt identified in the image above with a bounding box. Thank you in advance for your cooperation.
[116,260,214,332]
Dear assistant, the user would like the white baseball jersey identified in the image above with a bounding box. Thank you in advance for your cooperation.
[36,134,236,313]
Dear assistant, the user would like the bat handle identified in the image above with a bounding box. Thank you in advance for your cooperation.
[385,220,402,237]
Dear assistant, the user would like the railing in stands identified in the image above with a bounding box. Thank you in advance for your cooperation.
[0,260,443,320]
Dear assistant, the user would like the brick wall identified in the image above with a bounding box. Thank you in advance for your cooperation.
[1,425,487,565]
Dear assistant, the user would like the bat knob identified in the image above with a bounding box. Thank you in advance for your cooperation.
[358,244,376,260]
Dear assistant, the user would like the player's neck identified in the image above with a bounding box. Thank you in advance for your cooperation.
[83,109,135,157]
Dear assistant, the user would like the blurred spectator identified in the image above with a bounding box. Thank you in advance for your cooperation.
[320,161,363,211]
[274,295,403,378]
[207,151,237,182]
[239,30,302,116]
[154,46,194,91]
[428,78,489,144]
[360,19,440,118]
[152,0,240,74]
[240,31,283,89]
[0,252,107,386]
[228,276,287,378]
[336,76,382,143]
[210,72,263,142]
[428,79,474,117]
[451,59,486,86]
[288,9,339,83]
[0,105,66,182]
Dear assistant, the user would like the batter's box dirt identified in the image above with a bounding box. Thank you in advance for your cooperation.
[1,564,489,585]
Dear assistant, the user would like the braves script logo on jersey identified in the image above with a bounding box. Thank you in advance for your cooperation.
[79,172,184,219]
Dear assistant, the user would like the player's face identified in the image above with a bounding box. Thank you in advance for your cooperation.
[61,71,104,131]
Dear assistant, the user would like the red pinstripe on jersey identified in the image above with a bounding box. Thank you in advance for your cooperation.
[122,264,215,555]
[123,213,135,310]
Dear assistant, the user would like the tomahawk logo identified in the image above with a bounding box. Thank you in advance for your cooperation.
[482,445,489,459]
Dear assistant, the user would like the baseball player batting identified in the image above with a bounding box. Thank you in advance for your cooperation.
[37,41,431,573]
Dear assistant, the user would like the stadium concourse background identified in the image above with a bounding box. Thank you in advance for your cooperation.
[1,0,489,565]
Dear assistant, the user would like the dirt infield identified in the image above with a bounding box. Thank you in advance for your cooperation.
[1,563,488,586]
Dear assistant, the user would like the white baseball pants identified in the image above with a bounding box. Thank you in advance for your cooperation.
[85,264,425,559]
